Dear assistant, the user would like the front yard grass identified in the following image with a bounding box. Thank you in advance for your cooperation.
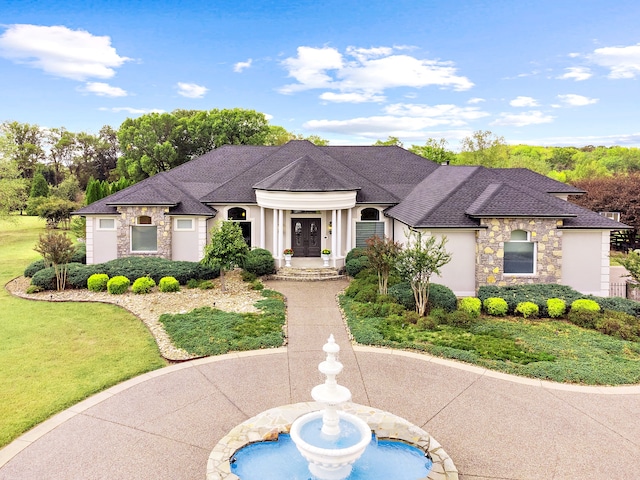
[160,289,286,356]
[0,217,166,448]
[341,295,640,385]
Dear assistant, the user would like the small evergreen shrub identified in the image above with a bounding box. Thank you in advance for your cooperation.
[547,298,566,318]
[428,284,458,312]
[345,247,367,264]
[568,299,601,329]
[445,310,476,328]
[250,280,265,291]
[345,257,370,277]
[26,285,42,294]
[66,263,102,288]
[132,276,156,294]
[159,276,180,292]
[243,248,276,276]
[199,280,215,290]
[186,278,200,288]
[353,284,379,303]
[241,270,258,282]
[388,282,415,310]
[24,259,47,277]
[515,301,539,319]
[87,273,109,292]
[30,266,59,291]
[483,297,508,316]
[107,275,130,294]
[596,311,640,340]
[458,297,482,318]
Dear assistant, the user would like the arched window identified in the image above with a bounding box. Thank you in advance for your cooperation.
[504,230,535,274]
[360,208,380,221]
[227,207,246,221]
[137,215,152,225]
[356,208,384,247]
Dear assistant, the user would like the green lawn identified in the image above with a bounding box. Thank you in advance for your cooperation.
[0,216,166,448]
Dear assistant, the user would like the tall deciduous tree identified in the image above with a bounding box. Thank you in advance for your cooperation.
[201,221,249,292]
[365,235,402,295]
[457,130,508,167]
[396,231,451,316]
[409,138,456,164]
[1,121,46,179]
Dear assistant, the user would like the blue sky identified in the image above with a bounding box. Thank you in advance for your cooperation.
[1,0,640,149]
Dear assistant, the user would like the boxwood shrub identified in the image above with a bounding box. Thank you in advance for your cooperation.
[547,298,566,318]
[458,297,482,318]
[243,248,276,276]
[107,275,130,294]
[515,301,539,319]
[483,297,508,316]
[388,282,415,310]
[87,273,109,292]
[132,276,156,294]
[345,257,370,277]
[101,257,219,284]
[159,276,180,292]
[429,284,457,312]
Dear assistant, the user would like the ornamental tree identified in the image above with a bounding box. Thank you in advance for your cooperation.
[364,235,401,295]
[34,231,75,291]
[201,221,249,292]
[396,230,452,316]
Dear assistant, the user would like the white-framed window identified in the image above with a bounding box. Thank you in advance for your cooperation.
[504,230,535,275]
[227,207,251,246]
[355,207,384,247]
[131,216,157,252]
[97,218,116,230]
[600,211,621,222]
[174,218,194,231]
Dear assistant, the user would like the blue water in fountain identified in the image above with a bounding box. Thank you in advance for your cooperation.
[230,433,432,480]
[299,418,363,449]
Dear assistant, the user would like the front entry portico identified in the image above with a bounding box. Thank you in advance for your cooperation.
[291,218,321,257]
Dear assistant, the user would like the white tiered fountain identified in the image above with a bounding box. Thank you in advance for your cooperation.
[289,334,371,480]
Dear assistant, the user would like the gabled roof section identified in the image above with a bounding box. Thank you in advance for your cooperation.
[494,168,585,195]
[466,182,576,218]
[253,154,361,192]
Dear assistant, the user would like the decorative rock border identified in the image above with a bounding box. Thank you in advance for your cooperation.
[207,401,458,480]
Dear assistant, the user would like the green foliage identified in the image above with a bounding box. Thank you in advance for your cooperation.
[388,282,415,310]
[159,289,285,356]
[87,273,109,292]
[568,298,602,329]
[547,298,566,318]
[571,298,601,313]
[345,256,370,277]
[241,270,258,282]
[483,297,508,316]
[30,266,58,290]
[353,284,379,303]
[100,257,218,285]
[35,197,78,229]
[596,311,640,341]
[202,221,249,292]
[158,276,180,292]
[250,280,265,291]
[70,242,86,264]
[458,297,482,318]
[29,172,49,198]
[107,275,130,294]
[409,138,456,164]
[515,301,539,319]
[616,251,640,283]
[34,231,75,290]
[242,248,275,276]
[428,284,458,312]
[396,230,452,316]
[24,258,46,277]
[345,247,368,264]
[364,235,401,295]
[132,276,156,294]
[66,263,102,288]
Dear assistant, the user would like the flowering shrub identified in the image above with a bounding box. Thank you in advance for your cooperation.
[283,248,294,255]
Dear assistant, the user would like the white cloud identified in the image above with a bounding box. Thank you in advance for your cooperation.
[510,96,539,107]
[523,132,640,147]
[176,82,208,98]
[384,103,490,125]
[82,82,127,97]
[0,24,130,81]
[557,67,592,81]
[490,111,555,127]
[557,94,598,106]
[234,58,252,73]
[279,45,473,100]
[99,107,165,114]
[320,92,385,103]
[467,97,485,104]
[590,43,640,79]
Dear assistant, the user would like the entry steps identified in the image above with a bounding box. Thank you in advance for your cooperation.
[268,266,344,281]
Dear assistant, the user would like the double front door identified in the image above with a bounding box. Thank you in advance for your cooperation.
[291,218,321,257]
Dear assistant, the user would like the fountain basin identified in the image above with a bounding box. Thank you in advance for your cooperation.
[290,410,371,480]
[207,402,458,480]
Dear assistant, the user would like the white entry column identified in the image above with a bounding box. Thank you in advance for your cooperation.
[331,209,337,265]
[260,207,265,249]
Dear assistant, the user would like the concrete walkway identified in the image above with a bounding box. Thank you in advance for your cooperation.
[1,279,640,479]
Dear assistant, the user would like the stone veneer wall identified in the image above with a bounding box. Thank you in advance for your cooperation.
[476,218,563,288]
[116,206,172,259]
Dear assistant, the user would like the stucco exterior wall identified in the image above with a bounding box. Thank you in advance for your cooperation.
[561,230,610,296]
[171,217,209,262]
[476,218,563,288]
[85,216,119,264]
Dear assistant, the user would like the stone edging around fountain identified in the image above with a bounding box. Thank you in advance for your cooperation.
[207,401,458,480]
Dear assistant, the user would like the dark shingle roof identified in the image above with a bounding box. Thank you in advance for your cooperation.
[75,140,627,230]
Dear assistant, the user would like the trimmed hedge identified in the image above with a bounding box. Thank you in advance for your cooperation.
[388,282,457,312]
[458,297,482,318]
[515,301,539,319]
[547,298,566,318]
[107,276,130,294]
[483,297,508,316]
[132,276,156,294]
[243,248,276,276]
[159,276,180,292]
[345,257,370,277]
[87,273,109,292]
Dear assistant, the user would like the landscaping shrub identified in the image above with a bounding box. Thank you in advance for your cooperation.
[444,310,476,328]
[66,263,102,288]
[568,299,601,329]
[547,298,566,318]
[101,257,218,285]
[70,243,86,264]
[132,276,156,294]
[30,266,57,290]
[345,256,370,277]
[24,259,47,277]
[595,311,640,340]
[515,301,539,319]
[87,273,109,292]
[186,278,200,288]
[158,276,180,293]
[353,284,379,303]
[345,247,367,264]
[478,283,582,315]
[483,297,508,316]
[243,248,276,276]
[388,282,415,310]
[107,276,130,294]
[428,284,457,312]
[250,280,265,290]
[241,270,258,282]
[458,297,482,318]
[594,296,640,317]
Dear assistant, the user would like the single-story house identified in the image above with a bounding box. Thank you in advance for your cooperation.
[75,140,627,296]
